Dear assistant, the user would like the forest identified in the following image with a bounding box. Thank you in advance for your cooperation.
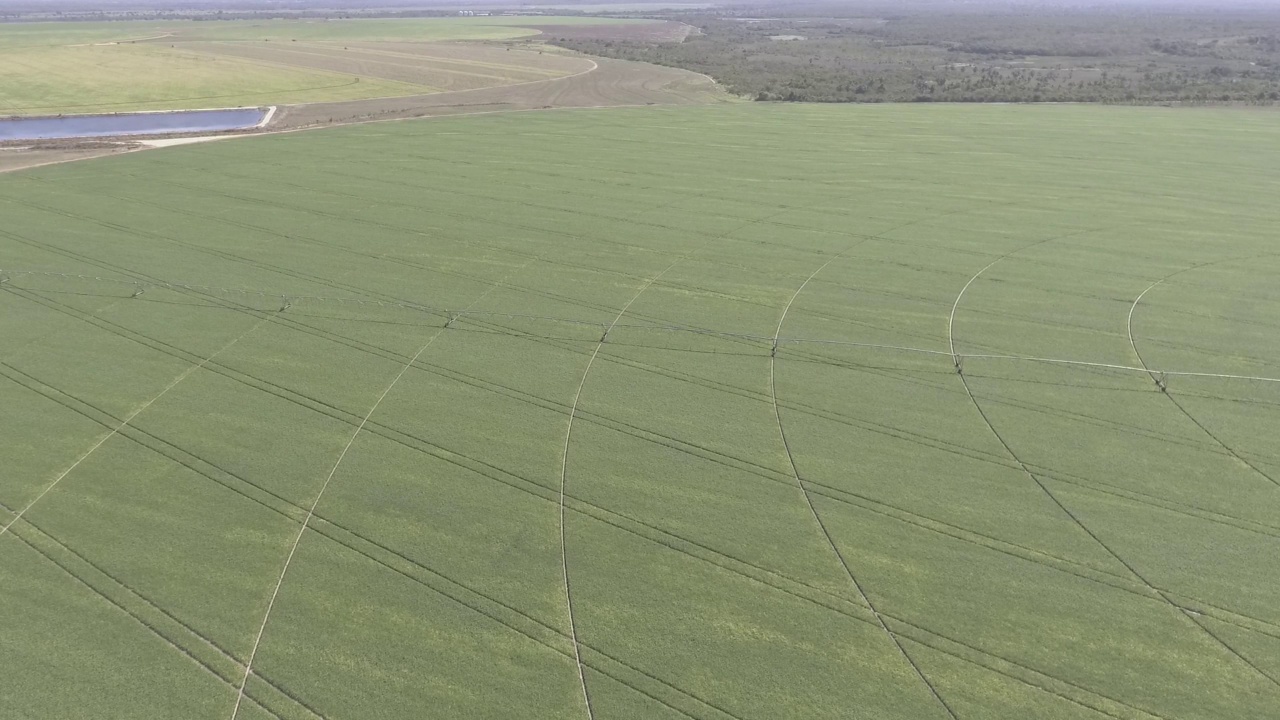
[551,3,1280,104]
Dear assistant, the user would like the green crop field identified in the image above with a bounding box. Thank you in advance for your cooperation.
[0,17,639,114]
[1,103,1279,719]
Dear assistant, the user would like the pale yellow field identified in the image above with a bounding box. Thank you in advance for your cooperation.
[0,43,429,114]
[0,17,640,114]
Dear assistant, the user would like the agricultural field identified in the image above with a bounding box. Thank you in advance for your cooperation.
[0,17,651,114]
[1,102,1279,720]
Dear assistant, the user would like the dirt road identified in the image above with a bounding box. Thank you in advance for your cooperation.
[0,53,729,174]
[269,55,727,129]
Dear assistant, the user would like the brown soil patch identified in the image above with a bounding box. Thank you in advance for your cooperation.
[524,21,695,43]
[181,41,593,93]
[0,142,136,174]
[0,54,727,173]
[270,55,726,130]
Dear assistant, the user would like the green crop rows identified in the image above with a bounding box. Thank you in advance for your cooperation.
[2,103,1278,719]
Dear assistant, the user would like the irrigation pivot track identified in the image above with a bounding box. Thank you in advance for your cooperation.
[1126,258,1280,490]
[769,247,958,720]
[949,238,1280,692]
[229,265,530,720]
[0,309,273,539]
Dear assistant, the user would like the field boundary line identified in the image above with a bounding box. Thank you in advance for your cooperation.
[228,259,528,719]
[0,311,271,540]
[1127,260,1280,490]
[949,242,1280,694]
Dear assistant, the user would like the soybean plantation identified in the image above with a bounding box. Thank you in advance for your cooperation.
[2,103,1279,719]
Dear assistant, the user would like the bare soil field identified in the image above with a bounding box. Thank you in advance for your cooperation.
[0,55,727,172]
[0,141,134,173]
[527,20,696,43]
[179,41,593,93]
[270,55,727,129]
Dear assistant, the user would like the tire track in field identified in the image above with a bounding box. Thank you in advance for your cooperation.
[118,155,832,276]
[14,260,1278,627]
[0,518,323,720]
[768,211,978,719]
[14,333,1262,648]
[10,263,1208,482]
[7,158,1269,717]
[0,306,311,716]
[7,254,684,717]
[1127,257,1280,490]
[948,241,1280,695]
[108,161,856,318]
[102,162,1155,379]
[8,184,1055,398]
[12,249,1280,443]
[3,356,741,720]
[0,342,1240,720]
[12,260,1280,586]
[555,228,761,719]
[556,187,903,719]
[14,294,1277,655]
[4,190,811,361]
[7,211,1269,712]
[0,357,747,720]
[0,287,128,364]
[772,266,958,719]
[228,259,531,720]
[18,262,1248,475]
[0,310,271,540]
[318,159,1133,341]
[173,154,795,296]
[1,529,290,720]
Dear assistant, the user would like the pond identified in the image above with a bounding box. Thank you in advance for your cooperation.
[0,107,271,142]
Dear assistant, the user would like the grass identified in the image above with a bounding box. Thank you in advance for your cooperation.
[0,17,639,114]
[0,43,431,114]
[1,103,1279,719]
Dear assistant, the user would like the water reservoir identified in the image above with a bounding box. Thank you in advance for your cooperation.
[0,107,270,141]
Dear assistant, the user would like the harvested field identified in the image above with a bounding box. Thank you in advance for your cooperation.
[0,42,426,115]
[0,17,674,115]
[0,142,134,173]
[268,56,727,129]
[179,41,593,94]
[528,20,697,43]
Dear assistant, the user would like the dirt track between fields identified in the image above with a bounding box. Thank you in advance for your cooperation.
[181,40,592,93]
[0,142,136,173]
[529,20,696,43]
[0,53,728,173]
[269,55,726,129]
